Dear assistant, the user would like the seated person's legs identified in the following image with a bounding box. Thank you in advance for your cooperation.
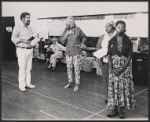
[51,57,57,70]
[47,54,57,70]
[45,50,53,64]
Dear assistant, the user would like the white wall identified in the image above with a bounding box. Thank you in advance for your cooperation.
[2,2,148,37]
[37,13,148,38]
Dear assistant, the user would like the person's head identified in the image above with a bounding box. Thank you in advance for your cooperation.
[115,20,126,34]
[105,21,115,33]
[65,16,76,29]
[51,37,58,44]
[20,12,31,26]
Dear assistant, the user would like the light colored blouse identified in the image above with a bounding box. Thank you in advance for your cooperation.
[50,42,66,54]
[96,31,116,63]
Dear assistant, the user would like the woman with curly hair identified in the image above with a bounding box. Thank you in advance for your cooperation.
[60,16,87,91]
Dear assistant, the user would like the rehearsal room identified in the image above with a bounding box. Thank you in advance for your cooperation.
[1,1,149,120]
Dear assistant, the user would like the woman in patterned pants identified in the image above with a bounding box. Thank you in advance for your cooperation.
[60,16,87,91]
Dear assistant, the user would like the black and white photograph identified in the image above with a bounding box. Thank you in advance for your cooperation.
[1,1,149,120]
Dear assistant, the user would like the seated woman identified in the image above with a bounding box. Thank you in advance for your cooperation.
[47,37,66,71]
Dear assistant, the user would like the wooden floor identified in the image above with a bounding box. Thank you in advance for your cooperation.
[2,59,148,120]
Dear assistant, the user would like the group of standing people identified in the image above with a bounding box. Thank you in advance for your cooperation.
[11,12,136,119]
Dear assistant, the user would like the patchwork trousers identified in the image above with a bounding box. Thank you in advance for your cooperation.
[66,55,82,84]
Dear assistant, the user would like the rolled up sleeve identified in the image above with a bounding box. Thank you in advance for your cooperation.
[11,26,20,44]
[60,30,67,45]
[58,43,66,51]
[79,28,87,44]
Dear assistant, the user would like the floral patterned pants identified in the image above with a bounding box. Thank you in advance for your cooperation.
[66,55,82,84]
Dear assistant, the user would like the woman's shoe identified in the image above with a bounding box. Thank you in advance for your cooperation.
[64,83,71,89]
[51,67,55,71]
[107,111,118,117]
[119,112,125,119]
[47,67,51,69]
[107,107,118,117]
[119,107,125,119]
[47,66,51,70]
[74,84,79,91]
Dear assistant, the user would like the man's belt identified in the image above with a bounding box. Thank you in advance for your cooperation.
[17,46,32,49]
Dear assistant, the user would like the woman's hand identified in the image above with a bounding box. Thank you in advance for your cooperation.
[112,69,123,75]
[66,30,74,36]
[80,43,87,49]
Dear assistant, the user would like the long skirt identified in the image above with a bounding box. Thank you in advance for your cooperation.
[107,55,136,110]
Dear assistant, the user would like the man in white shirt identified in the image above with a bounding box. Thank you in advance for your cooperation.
[11,12,39,92]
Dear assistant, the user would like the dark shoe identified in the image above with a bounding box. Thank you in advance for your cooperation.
[107,110,118,117]
[47,67,51,70]
[120,112,125,119]
[51,67,55,71]
[119,107,125,119]
[105,100,108,104]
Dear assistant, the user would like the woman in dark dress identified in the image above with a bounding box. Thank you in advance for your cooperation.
[107,20,136,119]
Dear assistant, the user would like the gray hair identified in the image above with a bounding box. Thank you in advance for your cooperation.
[65,16,75,26]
